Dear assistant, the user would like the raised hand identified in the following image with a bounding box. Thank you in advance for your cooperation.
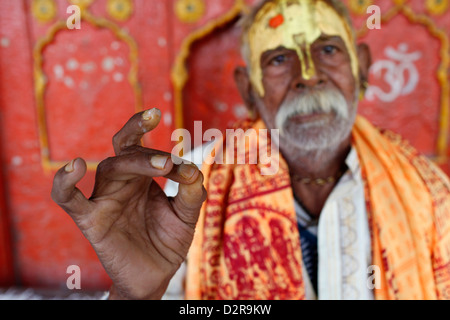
[51,109,207,300]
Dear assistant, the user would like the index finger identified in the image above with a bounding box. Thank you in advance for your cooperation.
[112,108,162,155]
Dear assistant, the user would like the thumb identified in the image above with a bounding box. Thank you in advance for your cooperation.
[51,158,91,217]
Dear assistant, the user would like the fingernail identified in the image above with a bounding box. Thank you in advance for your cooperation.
[178,163,198,180]
[65,159,75,173]
[150,155,169,170]
[142,108,161,121]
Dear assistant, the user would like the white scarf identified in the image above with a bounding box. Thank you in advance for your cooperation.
[296,148,374,300]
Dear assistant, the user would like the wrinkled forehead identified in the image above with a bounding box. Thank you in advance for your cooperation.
[247,0,358,96]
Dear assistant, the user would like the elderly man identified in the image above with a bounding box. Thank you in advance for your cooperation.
[51,0,450,300]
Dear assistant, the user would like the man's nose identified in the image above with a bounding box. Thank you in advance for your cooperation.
[291,56,325,90]
[293,72,325,91]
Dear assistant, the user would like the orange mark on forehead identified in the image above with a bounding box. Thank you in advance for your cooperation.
[269,14,284,28]
[247,0,358,97]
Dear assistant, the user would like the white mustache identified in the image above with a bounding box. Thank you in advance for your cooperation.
[275,88,349,133]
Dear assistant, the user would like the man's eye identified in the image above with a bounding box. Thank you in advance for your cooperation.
[322,45,337,55]
[270,54,287,66]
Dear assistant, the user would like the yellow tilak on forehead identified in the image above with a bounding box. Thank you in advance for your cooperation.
[247,0,359,97]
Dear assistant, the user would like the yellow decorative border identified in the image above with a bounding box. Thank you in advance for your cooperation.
[34,7,142,172]
[426,0,449,16]
[171,0,247,130]
[32,0,58,23]
[175,0,206,24]
[356,2,449,164]
[348,0,374,16]
[106,0,134,22]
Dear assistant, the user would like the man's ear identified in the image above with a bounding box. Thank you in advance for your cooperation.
[234,66,257,115]
[357,42,372,85]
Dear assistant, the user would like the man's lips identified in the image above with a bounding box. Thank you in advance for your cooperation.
[288,112,331,124]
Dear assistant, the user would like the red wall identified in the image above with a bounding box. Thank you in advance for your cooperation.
[0,0,448,291]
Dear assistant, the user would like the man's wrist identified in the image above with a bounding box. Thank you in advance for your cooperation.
[107,284,166,300]
[108,285,128,300]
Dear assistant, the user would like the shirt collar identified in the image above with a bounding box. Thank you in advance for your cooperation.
[345,146,361,181]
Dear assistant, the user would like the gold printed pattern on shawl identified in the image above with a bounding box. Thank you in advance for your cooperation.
[196,120,305,300]
[354,117,449,299]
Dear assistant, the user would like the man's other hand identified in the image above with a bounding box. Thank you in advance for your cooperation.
[51,109,207,300]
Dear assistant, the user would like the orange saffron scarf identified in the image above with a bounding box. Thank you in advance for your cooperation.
[185,116,450,300]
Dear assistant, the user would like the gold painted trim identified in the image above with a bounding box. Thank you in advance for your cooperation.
[32,0,58,23]
[175,0,206,24]
[34,9,142,172]
[107,0,134,22]
[356,3,449,164]
[426,0,449,16]
[171,0,248,130]
[348,0,373,16]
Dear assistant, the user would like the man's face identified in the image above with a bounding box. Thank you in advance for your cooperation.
[247,0,360,153]
[256,34,359,152]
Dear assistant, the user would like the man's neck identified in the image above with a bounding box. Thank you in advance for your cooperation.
[280,137,352,218]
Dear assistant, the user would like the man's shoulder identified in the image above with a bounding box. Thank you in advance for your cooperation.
[376,126,450,207]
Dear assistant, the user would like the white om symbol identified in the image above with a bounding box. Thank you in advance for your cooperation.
[366,43,422,102]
